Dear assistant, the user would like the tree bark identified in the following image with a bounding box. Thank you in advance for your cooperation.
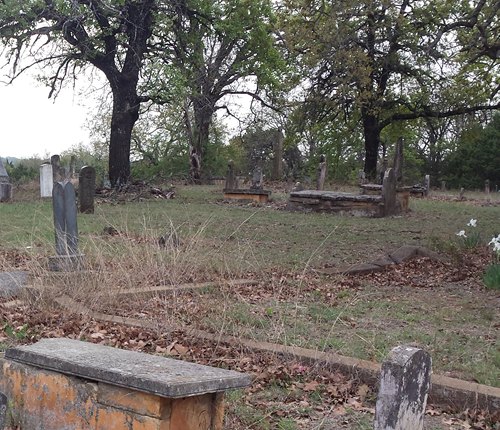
[108,89,140,187]
[189,98,214,184]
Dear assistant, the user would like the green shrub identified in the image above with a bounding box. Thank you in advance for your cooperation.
[483,264,500,290]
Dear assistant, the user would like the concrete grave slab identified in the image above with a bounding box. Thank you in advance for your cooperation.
[6,338,252,398]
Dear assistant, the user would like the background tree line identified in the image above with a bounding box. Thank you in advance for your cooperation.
[0,0,498,189]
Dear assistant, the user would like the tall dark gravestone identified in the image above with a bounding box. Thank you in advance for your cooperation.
[79,166,96,214]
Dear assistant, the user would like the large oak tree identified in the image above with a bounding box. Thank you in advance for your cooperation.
[282,0,499,179]
[0,0,156,187]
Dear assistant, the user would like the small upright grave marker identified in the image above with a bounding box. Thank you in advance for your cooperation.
[374,346,431,430]
[79,166,96,214]
[224,160,238,191]
[393,137,404,183]
[424,175,430,196]
[40,163,53,198]
[51,154,66,183]
[316,154,327,191]
[0,158,12,202]
[382,168,397,216]
[250,166,263,190]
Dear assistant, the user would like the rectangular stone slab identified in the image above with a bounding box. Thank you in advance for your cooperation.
[6,338,251,398]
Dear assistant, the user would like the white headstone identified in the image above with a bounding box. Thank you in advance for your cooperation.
[40,163,53,198]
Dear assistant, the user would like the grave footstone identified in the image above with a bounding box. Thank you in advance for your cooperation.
[0,158,12,202]
[39,163,53,198]
[79,166,96,214]
[49,181,84,271]
[374,346,431,430]
[316,154,327,191]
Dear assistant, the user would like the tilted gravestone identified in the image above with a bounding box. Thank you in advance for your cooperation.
[0,158,12,202]
[316,154,327,191]
[393,137,404,183]
[374,346,431,430]
[79,166,96,214]
[39,163,53,198]
[382,168,397,216]
[224,160,238,191]
[49,181,84,271]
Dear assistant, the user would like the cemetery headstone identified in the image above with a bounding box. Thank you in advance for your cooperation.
[485,179,490,201]
[382,168,397,216]
[250,166,263,190]
[316,154,327,191]
[0,158,12,202]
[459,187,465,200]
[393,137,404,183]
[224,160,238,191]
[49,181,84,271]
[272,130,284,180]
[374,346,431,430]
[358,169,367,185]
[51,154,66,183]
[424,175,430,196]
[78,166,96,214]
[441,180,446,191]
[379,157,388,184]
[69,155,76,178]
[39,163,53,198]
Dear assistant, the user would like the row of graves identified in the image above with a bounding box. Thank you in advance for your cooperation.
[223,138,428,217]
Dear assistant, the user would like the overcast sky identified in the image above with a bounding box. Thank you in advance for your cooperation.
[0,72,91,160]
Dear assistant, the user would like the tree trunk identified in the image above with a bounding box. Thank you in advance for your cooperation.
[362,111,381,181]
[189,99,214,184]
[108,90,140,188]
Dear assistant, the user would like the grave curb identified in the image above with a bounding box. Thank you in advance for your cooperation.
[54,295,500,416]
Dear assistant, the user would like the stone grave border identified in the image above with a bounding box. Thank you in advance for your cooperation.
[2,277,499,416]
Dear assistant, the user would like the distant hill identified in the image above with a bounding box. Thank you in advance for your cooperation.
[1,157,20,165]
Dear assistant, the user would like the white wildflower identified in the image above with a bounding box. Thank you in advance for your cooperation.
[467,219,477,227]
[456,230,467,237]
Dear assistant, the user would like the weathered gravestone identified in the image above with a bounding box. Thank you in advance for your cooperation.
[51,154,66,183]
[316,154,327,191]
[424,175,430,196]
[393,137,404,184]
[374,346,431,430]
[49,181,84,271]
[39,163,53,198]
[79,166,96,214]
[250,166,263,190]
[0,158,12,202]
[224,160,238,191]
[382,168,397,216]
[69,155,77,178]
